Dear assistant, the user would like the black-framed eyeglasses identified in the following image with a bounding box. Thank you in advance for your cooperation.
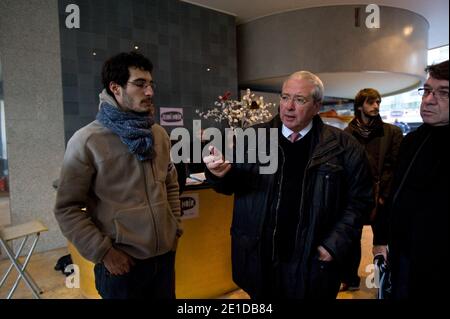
[127,80,156,90]
[418,87,449,100]
[280,94,310,106]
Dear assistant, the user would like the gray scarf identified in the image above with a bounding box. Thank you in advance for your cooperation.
[96,90,155,161]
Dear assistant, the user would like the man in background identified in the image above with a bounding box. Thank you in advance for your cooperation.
[342,88,403,291]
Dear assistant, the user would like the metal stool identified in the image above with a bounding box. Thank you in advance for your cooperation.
[0,220,48,299]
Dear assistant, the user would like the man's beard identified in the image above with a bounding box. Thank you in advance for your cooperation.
[122,92,153,113]
[363,110,379,119]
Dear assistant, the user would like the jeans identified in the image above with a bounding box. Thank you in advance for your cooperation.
[94,251,176,299]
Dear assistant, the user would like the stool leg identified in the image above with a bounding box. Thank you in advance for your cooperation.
[18,235,43,293]
[0,237,41,299]
[7,235,43,298]
[0,238,27,288]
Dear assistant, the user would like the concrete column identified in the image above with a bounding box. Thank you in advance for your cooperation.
[0,0,66,252]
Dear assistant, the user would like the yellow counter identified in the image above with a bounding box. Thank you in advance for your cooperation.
[68,187,237,298]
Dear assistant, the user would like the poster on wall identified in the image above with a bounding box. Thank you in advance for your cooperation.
[179,193,199,220]
[160,107,183,126]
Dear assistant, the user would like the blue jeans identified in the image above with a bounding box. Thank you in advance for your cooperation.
[94,251,176,299]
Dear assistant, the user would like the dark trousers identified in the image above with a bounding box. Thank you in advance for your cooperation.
[391,253,410,299]
[307,257,342,299]
[341,229,362,286]
[94,251,176,299]
[258,258,341,299]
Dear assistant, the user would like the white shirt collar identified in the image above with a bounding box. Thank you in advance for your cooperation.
[282,121,313,141]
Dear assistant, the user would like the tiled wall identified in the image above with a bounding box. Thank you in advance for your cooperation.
[58,0,238,141]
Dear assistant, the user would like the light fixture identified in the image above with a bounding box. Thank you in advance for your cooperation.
[403,26,414,37]
[134,45,139,50]
[92,52,97,56]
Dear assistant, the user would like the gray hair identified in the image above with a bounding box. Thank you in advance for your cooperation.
[284,71,324,103]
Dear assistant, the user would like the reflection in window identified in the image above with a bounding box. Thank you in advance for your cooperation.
[381,45,449,131]
[321,46,449,132]
[0,64,10,226]
[0,81,7,195]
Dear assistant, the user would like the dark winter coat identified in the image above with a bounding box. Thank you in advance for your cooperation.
[387,124,449,298]
[345,120,403,228]
[206,115,374,298]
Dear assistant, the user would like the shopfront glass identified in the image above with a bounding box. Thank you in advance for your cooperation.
[0,60,10,227]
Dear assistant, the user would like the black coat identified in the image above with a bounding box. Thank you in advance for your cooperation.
[387,124,449,298]
[345,120,403,230]
[206,115,374,298]
[345,120,403,200]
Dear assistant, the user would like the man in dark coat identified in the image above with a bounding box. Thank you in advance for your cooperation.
[204,71,373,299]
[341,88,403,291]
[384,60,449,299]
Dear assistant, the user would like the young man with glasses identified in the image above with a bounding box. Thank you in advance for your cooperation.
[204,71,374,299]
[381,60,448,299]
[54,52,182,299]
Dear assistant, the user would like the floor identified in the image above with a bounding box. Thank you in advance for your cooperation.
[0,226,376,299]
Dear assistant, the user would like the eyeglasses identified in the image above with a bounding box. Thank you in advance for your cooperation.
[280,94,311,106]
[127,80,156,90]
[418,87,449,100]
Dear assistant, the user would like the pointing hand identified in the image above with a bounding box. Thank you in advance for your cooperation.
[203,146,231,178]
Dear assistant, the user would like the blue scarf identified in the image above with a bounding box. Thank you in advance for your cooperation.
[96,103,155,161]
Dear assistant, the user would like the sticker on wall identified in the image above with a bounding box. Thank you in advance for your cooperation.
[160,107,183,126]
[180,193,199,220]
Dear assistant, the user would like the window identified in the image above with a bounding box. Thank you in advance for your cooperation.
[381,45,449,130]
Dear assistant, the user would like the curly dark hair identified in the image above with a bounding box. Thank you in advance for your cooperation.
[425,60,448,81]
[101,52,153,96]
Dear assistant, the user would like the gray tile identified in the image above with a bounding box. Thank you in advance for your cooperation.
[120,27,133,39]
[78,57,93,74]
[107,37,121,53]
[92,34,108,49]
[119,39,134,52]
[133,16,146,30]
[76,31,92,47]
[64,101,79,115]
[61,58,77,74]
[62,73,78,86]
[63,86,79,102]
